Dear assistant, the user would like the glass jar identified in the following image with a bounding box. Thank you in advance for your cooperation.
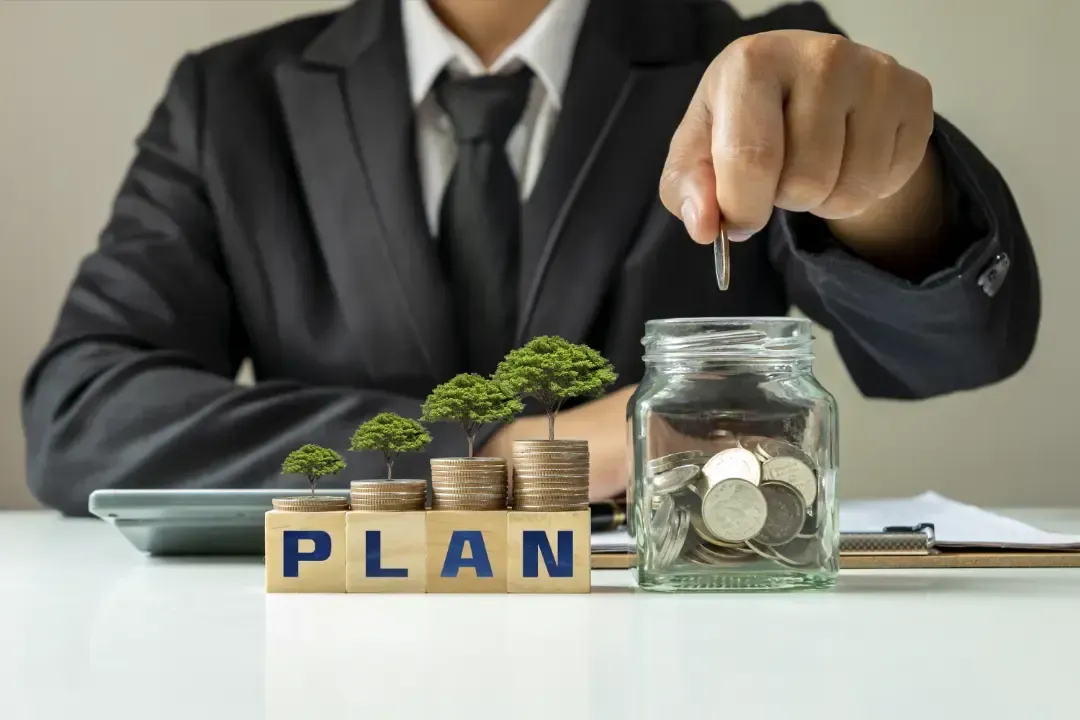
[629,317,838,592]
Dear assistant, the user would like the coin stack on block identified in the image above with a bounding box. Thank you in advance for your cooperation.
[512,439,590,511]
[271,496,350,512]
[644,437,823,570]
[349,480,427,512]
[429,457,508,510]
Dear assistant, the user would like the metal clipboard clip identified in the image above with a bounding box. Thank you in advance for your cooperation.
[840,523,936,556]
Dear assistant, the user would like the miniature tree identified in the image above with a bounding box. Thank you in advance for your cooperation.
[493,336,617,441]
[421,373,524,457]
[281,444,346,495]
[349,412,432,480]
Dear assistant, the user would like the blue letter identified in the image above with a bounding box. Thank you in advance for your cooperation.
[523,530,574,578]
[440,530,493,578]
[365,530,408,578]
[282,530,331,577]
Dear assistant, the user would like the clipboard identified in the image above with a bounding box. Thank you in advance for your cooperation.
[590,524,1080,570]
[591,551,1080,570]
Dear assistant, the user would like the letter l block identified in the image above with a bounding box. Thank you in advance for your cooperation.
[346,511,427,593]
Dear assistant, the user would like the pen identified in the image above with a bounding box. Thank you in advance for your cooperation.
[590,499,627,532]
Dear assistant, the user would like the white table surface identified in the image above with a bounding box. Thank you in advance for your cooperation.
[2,510,1080,720]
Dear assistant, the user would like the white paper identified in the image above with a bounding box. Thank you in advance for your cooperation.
[590,492,1080,553]
[840,491,1080,549]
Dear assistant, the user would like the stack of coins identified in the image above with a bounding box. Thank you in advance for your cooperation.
[430,457,508,510]
[644,436,823,570]
[272,496,349,512]
[349,480,427,511]
[512,439,589,511]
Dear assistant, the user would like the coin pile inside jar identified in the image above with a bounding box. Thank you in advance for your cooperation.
[349,480,427,511]
[645,437,822,569]
[512,439,590,511]
[430,457,508,510]
[271,496,350,512]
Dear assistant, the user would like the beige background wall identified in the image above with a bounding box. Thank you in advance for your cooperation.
[0,0,1075,510]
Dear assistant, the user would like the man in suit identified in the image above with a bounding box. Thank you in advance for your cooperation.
[22,0,1038,516]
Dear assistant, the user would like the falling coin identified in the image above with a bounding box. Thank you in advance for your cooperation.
[713,220,730,291]
[702,448,761,488]
[762,456,818,505]
[754,481,807,546]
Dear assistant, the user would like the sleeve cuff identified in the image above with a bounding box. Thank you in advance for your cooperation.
[771,114,1009,298]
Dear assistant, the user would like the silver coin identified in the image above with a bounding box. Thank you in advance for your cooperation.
[714,222,730,291]
[762,456,817,505]
[745,539,781,562]
[754,481,806,546]
[702,448,761,487]
[767,536,821,568]
[700,478,768,543]
[651,494,674,536]
[647,450,707,474]
[796,511,819,539]
[651,464,700,495]
[662,508,691,566]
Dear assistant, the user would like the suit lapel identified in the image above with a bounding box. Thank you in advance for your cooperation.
[275,0,460,381]
[517,0,702,345]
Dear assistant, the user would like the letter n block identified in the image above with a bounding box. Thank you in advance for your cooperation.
[426,511,507,593]
[345,511,427,593]
[265,511,347,593]
[507,510,591,593]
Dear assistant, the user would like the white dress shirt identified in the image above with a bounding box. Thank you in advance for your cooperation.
[401,0,591,234]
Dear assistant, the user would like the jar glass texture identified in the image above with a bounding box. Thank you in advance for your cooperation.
[629,317,839,592]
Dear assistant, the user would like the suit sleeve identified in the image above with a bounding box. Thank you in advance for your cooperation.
[20,56,485,516]
[755,2,1041,399]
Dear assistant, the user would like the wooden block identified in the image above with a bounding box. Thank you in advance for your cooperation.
[345,511,427,593]
[265,510,347,593]
[426,511,507,593]
[507,510,591,593]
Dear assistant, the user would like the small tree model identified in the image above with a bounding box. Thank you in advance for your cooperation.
[349,412,432,480]
[493,336,617,441]
[421,373,524,457]
[281,444,346,495]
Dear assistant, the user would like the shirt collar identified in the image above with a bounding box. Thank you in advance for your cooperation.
[402,0,591,111]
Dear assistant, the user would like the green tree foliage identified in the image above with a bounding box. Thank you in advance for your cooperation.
[349,412,432,480]
[281,444,346,495]
[421,373,524,457]
[494,336,617,441]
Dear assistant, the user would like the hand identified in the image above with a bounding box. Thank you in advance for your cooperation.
[660,30,940,250]
[478,385,637,501]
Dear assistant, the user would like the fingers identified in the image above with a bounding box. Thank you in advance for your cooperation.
[659,83,722,244]
[773,54,847,213]
[884,70,935,197]
[663,30,936,243]
[709,37,788,240]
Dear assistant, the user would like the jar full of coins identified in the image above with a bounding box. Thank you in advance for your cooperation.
[629,317,838,592]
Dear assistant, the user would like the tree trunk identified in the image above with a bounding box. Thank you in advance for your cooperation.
[386,455,394,481]
[308,474,317,496]
[547,410,555,441]
[467,433,475,458]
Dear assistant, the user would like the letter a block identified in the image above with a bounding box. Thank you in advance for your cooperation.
[426,511,507,593]
[265,511,347,593]
[345,511,427,593]
[507,510,591,593]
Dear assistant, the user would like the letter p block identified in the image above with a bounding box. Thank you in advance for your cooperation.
[265,510,347,593]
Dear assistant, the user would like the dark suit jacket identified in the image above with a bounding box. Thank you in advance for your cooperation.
[22,0,1039,515]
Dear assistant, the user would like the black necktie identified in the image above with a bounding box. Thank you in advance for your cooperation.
[434,66,533,375]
